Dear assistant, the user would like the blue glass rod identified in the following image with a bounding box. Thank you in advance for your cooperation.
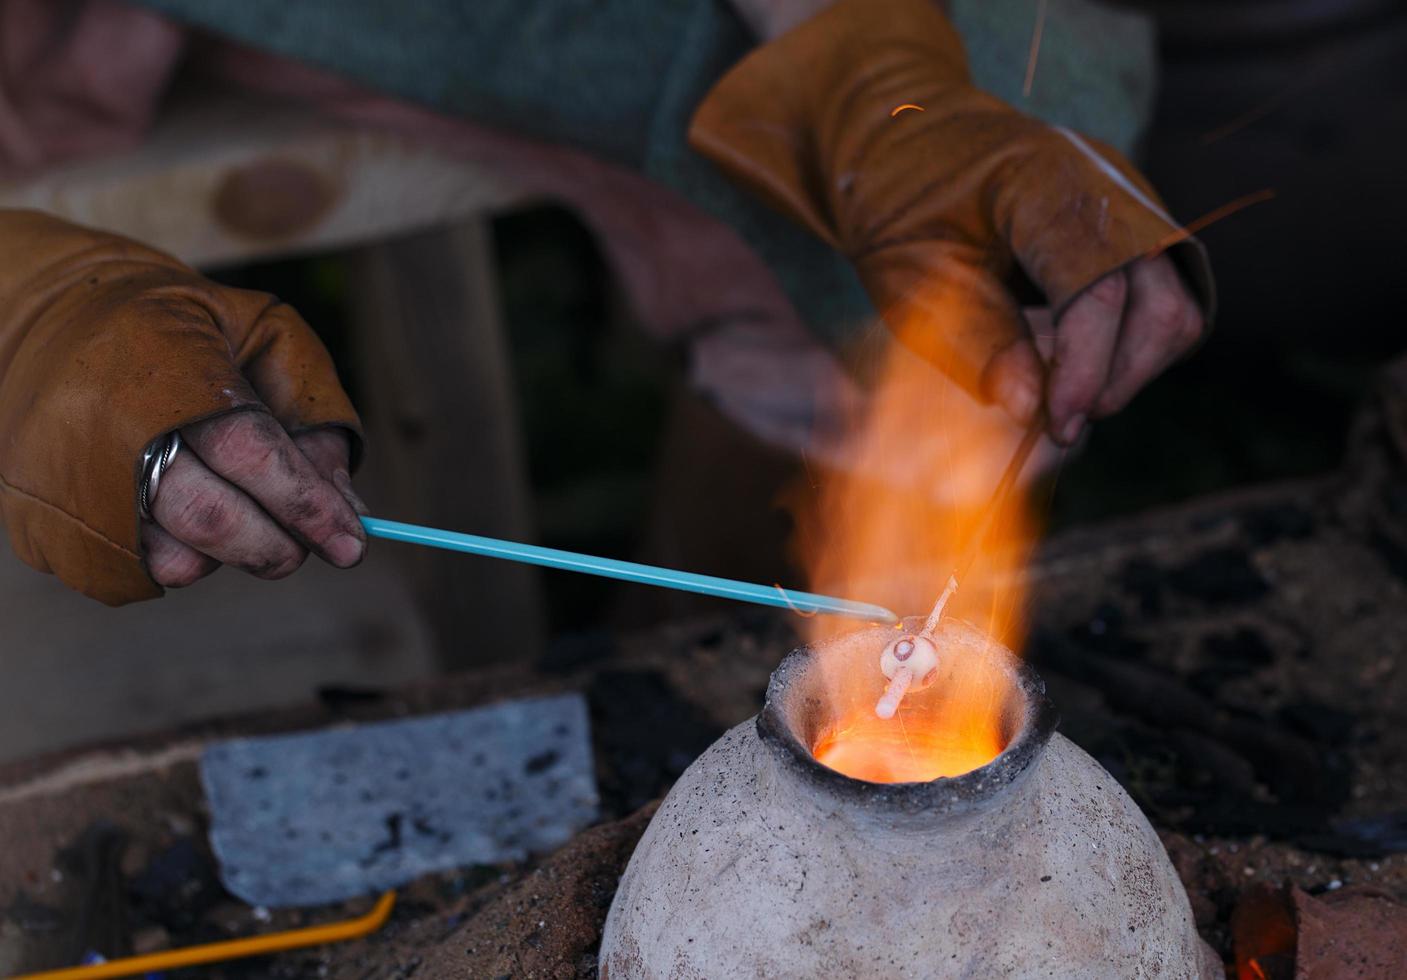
[361,516,898,626]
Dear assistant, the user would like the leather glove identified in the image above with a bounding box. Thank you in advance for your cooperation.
[0,210,361,604]
[690,0,1213,413]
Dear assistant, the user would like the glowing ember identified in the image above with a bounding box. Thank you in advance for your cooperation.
[797,623,1020,783]
[814,719,1002,782]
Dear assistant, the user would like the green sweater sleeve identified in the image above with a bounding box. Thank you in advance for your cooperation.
[135,0,1155,346]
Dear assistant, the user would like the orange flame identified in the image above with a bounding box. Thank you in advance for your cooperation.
[789,295,1045,782]
[810,632,1013,781]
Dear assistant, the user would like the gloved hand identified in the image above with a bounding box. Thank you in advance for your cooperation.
[693,0,1214,444]
[0,210,367,604]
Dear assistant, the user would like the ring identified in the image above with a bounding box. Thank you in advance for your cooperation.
[139,431,182,520]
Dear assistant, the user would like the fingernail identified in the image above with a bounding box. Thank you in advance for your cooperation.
[327,531,365,568]
[333,469,370,516]
[1059,414,1087,446]
[998,375,1040,426]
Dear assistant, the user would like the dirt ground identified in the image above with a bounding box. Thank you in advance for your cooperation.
[4,367,1407,976]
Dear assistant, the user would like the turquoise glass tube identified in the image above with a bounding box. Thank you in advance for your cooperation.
[361,517,898,625]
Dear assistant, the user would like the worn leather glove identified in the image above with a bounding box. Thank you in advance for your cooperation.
[0,210,364,604]
[692,0,1214,441]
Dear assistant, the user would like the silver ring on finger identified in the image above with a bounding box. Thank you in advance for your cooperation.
[138,431,182,521]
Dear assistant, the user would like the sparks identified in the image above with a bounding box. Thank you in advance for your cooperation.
[1023,0,1048,98]
[772,583,819,618]
[890,103,925,117]
[1152,188,1277,255]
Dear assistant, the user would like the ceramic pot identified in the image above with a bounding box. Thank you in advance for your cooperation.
[600,620,1220,978]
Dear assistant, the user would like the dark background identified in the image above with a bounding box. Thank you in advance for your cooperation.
[217,0,1407,635]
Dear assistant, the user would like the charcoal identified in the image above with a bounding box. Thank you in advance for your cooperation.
[1164,730,1258,795]
[1030,631,1219,731]
[1216,717,1349,808]
[5,893,64,933]
[1383,481,1407,520]
[1300,812,1407,857]
[1118,557,1165,616]
[694,627,726,649]
[59,823,131,960]
[1278,701,1357,746]
[1066,603,1150,659]
[1165,548,1271,605]
[1368,528,1407,583]
[1027,628,1355,846]
[128,837,227,935]
[1188,666,1249,698]
[1200,628,1276,670]
[540,630,617,673]
[316,685,388,711]
[1237,502,1316,545]
[1190,628,1277,696]
[587,670,722,816]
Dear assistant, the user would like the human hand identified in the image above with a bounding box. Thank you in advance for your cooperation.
[0,210,365,604]
[986,254,1206,445]
[140,416,368,588]
[691,0,1214,445]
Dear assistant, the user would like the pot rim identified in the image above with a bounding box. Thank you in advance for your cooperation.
[756,619,1059,817]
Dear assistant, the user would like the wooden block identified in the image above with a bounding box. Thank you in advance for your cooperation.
[348,218,546,668]
[0,530,438,767]
[0,90,532,269]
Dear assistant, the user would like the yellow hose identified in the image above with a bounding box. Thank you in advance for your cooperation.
[9,891,396,980]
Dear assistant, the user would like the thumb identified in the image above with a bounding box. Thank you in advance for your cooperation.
[222,293,365,465]
[981,339,1044,427]
[292,428,370,517]
[857,241,1035,414]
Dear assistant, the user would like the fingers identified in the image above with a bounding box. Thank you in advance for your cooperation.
[141,418,370,590]
[873,246,1034,416]
[293,428,370,516]
[292,427,350,476]
[238,301,363,449]
[140,521,220,588]
[1046,269,1127,445]
[150,448,308,579]
[180,411,366,568]
[981,339,1044,427]
[1093,256,1205,418]
[1019,258,1203,437]
[1021,306,1057,363]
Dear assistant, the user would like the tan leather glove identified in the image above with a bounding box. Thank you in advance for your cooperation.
[0,210,361,605]
[690,0,1213,407]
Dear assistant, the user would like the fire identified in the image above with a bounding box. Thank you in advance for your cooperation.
[813,688,1005,782]
[794,621,1023,784]
[790,300,1045,783]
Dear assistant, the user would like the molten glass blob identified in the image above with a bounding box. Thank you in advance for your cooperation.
[875,632,941,718]
[880,633,940,682]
